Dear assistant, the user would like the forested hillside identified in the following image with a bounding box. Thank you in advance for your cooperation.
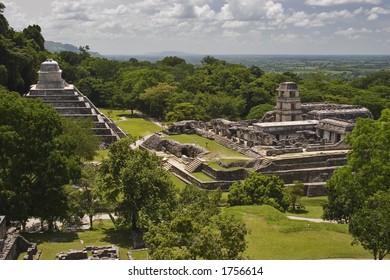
[1,2,389,120]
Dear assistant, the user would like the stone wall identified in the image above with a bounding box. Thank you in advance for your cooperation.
[262,166,335,185]
[165,120,204,135]
[143,134,207,158]
[56,245,119,260]
[0,216,6,239]
[202,164,248,181]
[0,229,37,260]
[169,165,234,191]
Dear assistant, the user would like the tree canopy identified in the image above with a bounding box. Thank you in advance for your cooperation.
[349,190,390,260]
[228,173,289,212]
[0,87,81,228]
[144,185,247,260]
[323,109,390,223]
[99,137,175,230]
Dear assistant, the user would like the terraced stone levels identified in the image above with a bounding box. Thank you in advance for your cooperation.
[25,59,126,144]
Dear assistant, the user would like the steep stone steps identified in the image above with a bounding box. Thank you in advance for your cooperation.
[185,158,203,173]
[162,162,173,171]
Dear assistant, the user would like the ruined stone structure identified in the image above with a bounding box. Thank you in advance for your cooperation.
[253,120,319,142]
[56,245,119,260]
[164,120,201,134]
[275,82,303,122]
[160,82,373,196]
[25,59,126,144]
[143,134,207,158]
[0,216,38,260]
[316,119,355,143]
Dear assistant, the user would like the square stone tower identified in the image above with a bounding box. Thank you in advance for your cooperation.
[274,82,303,122]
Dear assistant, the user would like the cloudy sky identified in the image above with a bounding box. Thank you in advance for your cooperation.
[3,0,390,55]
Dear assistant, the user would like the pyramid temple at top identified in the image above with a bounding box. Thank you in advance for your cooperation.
[25,59,126,144]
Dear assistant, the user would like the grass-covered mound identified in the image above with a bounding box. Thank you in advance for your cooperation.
[225,205,372,259]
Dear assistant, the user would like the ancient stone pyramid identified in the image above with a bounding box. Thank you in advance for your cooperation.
[25,59,126,144]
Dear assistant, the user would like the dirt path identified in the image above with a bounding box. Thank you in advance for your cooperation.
[287,216,336,223]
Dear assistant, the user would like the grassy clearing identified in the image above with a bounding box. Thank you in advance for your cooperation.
[289,196,328,219]
[21,199,372,260]
[21,220,146,260]
[225,205,372,260]
[165,134,252,160]
[99,108,162,138]
[168,173,188,191]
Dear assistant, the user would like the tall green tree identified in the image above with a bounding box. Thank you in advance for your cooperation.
[0,88,81,228]
[349,190,390,260]
[61,117,100,161]
[67,163,102,229]
[285,180,305,212]
[228,173,289,212]
[139,83,176,118]
[22,25,45,51]
[323,109,390,222]
[144,185,247,260]
[99,137,175,230]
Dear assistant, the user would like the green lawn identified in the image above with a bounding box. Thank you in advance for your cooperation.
[99,108,162,138]
[290,196,328,219]
[164,134,252,160]
[21,202,374,260]
[191,171,215,182]
[225,205,372,260]
[168,173,188,191]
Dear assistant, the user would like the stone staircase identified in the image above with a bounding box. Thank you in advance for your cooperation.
[162,161,173,171]
[26,87,125,144]
[185,158,203,173]
[24,59,126,144]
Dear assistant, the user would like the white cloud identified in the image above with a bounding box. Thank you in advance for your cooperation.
[270,33,298,43]
[3,1,31,29]
[366,6,390,20]
[222,21,250,29]
[335,27,372,38]
[3,0,389,54]
[194,4,216,20]
[217,0,284,21]
[316,9,355,19]
[305,0,381,6]
[284,8,360,28]
[285,11,313,27]
[222,30,241,38]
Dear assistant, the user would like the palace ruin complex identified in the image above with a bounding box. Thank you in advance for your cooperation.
[148,82,372,196]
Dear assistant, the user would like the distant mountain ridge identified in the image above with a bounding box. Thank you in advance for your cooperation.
[45,41,102,57]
